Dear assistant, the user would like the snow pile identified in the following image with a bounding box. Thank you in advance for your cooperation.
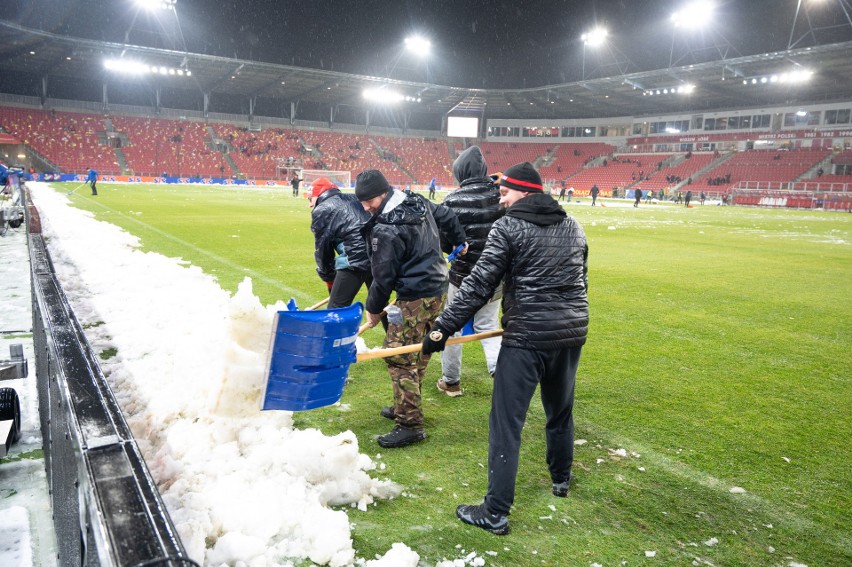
[31,183,402,566]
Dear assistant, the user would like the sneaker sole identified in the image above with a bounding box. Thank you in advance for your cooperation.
[437,383,463,397]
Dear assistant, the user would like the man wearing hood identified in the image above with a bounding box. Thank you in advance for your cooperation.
[309,177,372,308]
[436,146,505,397]
[423,162,589,535]
[357,169,466,448]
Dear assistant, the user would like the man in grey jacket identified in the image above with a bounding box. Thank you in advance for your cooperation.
[423,162,589,535]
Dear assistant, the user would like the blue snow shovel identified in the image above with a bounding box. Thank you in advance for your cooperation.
[261,302,502,411]
[262,303,362,411]
[446,243,466,263]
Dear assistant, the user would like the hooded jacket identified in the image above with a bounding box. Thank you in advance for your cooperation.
[435,192,589,350]
[440,146,505,288]
[311,188,371,281]
[361,188,465,314]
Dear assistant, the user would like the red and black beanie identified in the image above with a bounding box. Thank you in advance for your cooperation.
[499,162,543,193]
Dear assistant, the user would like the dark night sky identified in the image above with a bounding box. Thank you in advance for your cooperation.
[8,0,852,88]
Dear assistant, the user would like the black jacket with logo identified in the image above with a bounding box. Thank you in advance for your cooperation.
[361,189,465,314]
[435,193,588,350]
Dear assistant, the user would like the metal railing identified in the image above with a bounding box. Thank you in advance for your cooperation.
[25,188,197,567]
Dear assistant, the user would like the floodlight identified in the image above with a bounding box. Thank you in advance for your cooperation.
[136,0,176,10]
[796,110,808,116]
[363,88,404,103]
[404,35,431,55]
[104,58,152,75]
[581,27,608,47]
[671,1,714,28]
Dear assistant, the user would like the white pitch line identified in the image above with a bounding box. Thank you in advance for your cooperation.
[66,189,313,303]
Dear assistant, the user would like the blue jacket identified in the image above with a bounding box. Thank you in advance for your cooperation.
[86,170,98,182]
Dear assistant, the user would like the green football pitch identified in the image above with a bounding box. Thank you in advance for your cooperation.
[57,182,851,566]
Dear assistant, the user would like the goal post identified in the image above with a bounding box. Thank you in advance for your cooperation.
[301,169,352,189]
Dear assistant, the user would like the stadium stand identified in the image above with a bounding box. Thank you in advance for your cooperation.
[562,153,666,193]
[478,141,555,173]
[211,124,301,179]
[0,106,121,174]
[115,116,225,177]
[632,153,716,195]
[1,103,848,209]
[687,149,831,194]
[537,142,617,180]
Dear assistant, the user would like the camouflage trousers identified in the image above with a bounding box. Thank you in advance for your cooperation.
[383,295,445,429]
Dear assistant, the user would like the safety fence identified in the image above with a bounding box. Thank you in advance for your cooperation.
[25,189,196,566]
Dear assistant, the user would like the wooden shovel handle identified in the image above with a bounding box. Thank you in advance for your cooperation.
[307,297,330,311]
[358,309,385,336]
[356,329,503,362]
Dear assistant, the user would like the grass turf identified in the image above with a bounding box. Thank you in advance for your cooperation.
[56,183,851,566]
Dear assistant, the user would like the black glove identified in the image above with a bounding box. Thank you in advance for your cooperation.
[422,326,450,355]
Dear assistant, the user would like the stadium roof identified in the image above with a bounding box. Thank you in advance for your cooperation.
[1,21,852,123]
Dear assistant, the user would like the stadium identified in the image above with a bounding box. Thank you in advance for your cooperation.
[0,1,850,566]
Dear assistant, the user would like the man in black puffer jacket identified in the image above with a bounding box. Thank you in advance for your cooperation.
[310,178,372,308]
[357,169,467,448]
[437,146,505,397]
[424,162,588,536]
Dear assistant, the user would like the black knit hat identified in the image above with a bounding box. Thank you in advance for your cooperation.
[499,162,543,193]
[355,169,391,201]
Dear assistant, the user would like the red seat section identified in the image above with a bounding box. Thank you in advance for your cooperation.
[478,142,555,175]
[564,154,663,193]
[114,116,225,177]
[538,143,617,180]
[688,149,831,194]
[0,106,120,174]
[633,153,716,193]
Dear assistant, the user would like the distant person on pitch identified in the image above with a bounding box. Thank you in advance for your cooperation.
[590,184,599,206]
[86,167,98,195]
[634,188,642,207]
[423,162,589,535]
[437,145,504,397]
[685,189,693,207]
[309,177,372,308]
[357,169,466,448]
[291,174,301,197]
[428,177,437,199]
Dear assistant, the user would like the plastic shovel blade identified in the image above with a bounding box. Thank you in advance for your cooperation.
[261,302,363,411]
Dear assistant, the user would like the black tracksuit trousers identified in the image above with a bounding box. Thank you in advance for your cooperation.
[483,345,582,516]
[327,268,372,309]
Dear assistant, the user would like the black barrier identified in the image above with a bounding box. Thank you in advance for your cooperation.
[26,188,198,567]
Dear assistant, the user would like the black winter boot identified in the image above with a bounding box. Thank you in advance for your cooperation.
[377,425,426,448]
